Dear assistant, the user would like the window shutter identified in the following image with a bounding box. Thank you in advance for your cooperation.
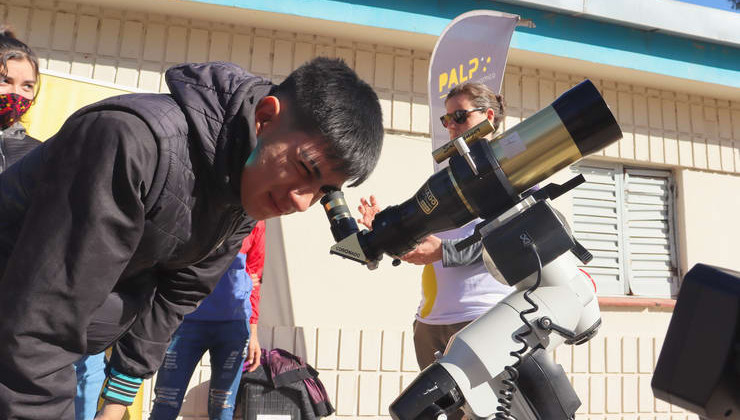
[623,169,679,297]
[571,164,627,295]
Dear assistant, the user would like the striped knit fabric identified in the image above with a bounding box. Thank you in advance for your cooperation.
[101,367,143,405]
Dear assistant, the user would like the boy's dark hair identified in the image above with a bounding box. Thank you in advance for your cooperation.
[273,57,383,187]
[446,82,505,132]
[0,25,40,97]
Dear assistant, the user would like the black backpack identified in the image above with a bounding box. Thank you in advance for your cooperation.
[235,348,335,419]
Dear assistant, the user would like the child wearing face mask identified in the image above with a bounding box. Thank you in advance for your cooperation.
[0,25,41,173]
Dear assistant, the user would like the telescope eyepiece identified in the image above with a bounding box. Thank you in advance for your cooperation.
[321,187,360,242]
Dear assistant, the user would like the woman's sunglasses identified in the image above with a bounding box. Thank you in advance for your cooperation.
[439,107,486,128]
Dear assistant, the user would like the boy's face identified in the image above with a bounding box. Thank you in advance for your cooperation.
[240,97,347,220]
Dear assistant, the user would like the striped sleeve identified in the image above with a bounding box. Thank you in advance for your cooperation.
[101,367,144,405]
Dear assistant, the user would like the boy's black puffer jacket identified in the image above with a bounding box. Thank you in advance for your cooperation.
[0,62,270,419]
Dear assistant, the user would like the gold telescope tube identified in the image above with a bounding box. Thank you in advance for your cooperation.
[489,105,581,192]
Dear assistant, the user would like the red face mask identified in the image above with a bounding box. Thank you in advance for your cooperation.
[0,93,32,130]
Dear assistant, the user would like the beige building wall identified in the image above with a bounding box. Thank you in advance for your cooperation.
[10,0,739,418]
[676,169,740,271]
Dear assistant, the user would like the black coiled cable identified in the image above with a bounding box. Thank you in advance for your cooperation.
[495,242,544,419]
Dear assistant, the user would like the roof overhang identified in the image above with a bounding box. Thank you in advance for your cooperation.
[69,0,740,100]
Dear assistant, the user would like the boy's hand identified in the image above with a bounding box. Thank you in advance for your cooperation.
[95,401,127,420]
[245,323,261,372]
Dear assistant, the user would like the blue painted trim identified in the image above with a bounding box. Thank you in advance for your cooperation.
[194,0,739,87]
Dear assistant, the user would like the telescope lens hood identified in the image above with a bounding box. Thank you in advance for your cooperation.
[552,79,622,157]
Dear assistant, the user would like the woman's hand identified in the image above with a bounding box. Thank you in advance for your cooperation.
[399,235,443,265]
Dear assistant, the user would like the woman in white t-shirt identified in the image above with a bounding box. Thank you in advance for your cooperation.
[358,83,514,391]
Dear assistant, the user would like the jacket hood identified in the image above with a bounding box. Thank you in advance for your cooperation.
[1,122,28,140]
[165,62,274,195]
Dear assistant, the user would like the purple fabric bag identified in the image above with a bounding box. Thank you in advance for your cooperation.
[245,348,335,417]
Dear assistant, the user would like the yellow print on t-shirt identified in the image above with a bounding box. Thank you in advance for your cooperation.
[419,264,438,318]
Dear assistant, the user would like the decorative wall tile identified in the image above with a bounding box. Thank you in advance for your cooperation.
[52,12,75,51]
[360,329,382,371]
[338,328,360,371]
[380,330,402,372]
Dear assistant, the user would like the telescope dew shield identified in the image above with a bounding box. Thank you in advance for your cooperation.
[490,79,622,192]
[553,80,624,157]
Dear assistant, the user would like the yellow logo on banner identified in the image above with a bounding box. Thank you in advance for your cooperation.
[437,56,492,97]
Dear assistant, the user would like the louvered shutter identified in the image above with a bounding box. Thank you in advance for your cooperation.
[623,169,678,297]
[571,164,627,295]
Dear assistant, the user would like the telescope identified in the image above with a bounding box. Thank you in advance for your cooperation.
[322,79,621,269]
[323,79,622,419]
